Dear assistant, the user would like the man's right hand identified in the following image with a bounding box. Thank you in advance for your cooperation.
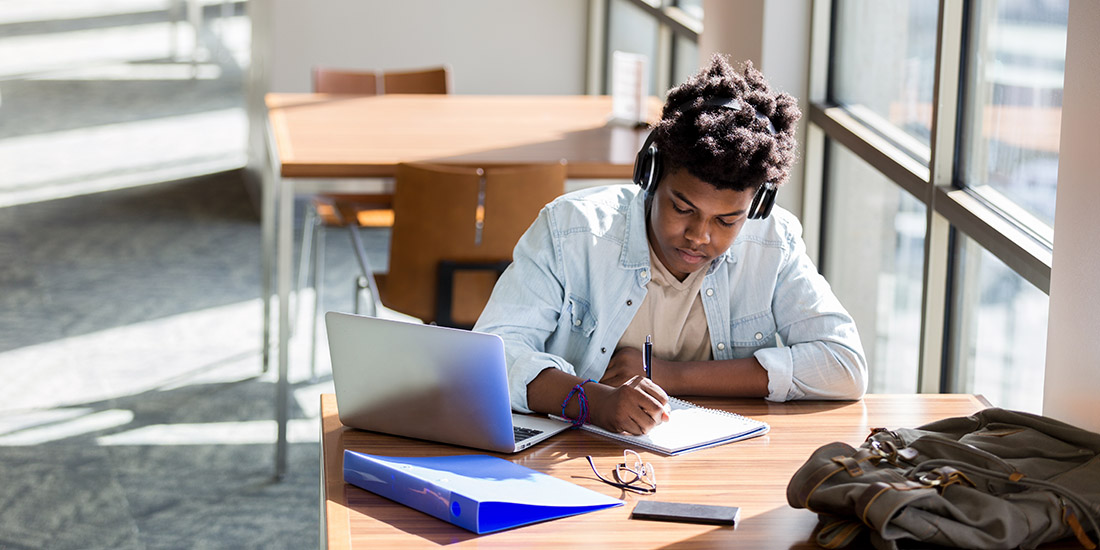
[588,375,671,435]
[526,368,671,436]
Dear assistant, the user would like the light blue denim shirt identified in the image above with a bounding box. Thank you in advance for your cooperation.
[473,185,867,413]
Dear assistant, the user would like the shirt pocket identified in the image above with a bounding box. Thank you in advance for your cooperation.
[729,310,777,350]
[566,294,598,337]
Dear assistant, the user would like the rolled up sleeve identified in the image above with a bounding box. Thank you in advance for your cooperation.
[759,221,868,401]
[473,207,576,413]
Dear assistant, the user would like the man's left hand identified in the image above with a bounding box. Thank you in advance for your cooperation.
[601,347,648,387]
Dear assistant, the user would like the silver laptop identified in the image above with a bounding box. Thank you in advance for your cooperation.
[325,312,570,452]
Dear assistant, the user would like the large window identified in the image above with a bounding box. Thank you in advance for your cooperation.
[596,0,702,96]
[824,142,925,394]
[949,236,1048,413]
[832,0,939,156]
[812,0,1067,411]
[606,0,662,96]
[958,0,1067,231]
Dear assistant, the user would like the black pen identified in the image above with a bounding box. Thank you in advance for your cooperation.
[644,334,652,379]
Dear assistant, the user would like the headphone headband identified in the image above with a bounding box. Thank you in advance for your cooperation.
[633,96,780,219]
[679,97,776,135]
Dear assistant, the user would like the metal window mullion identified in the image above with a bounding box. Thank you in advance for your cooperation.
[801,0,833,265]
[950,230,982,393]
[918,0,965,394]
[934,186,1052,293]
[620,0,701,40]
[587,0,609,95]
[808,105,929,200]
[656,24,673,93]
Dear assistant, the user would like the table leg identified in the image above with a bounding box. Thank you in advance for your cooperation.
[275,164,293,479]
[261,123,277,374]
[264,120,291,478]
[319,410,327,549]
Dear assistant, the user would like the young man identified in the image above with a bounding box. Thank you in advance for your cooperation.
[473,56,866,435]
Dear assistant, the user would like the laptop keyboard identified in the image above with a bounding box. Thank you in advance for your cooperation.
[514,426,543,443]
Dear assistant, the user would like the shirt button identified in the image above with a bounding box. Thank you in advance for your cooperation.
[705,288,714,297]
[717,343,726,351]
[626,300,633,306]
[755,332,763,340]
[640,270,648,279]
[574,319,582,326]
[601,347,607,353]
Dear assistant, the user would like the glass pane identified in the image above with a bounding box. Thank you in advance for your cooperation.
[959,0,1067,229]
[607,0,660,96]
[824,142,926,393]
[675,0,704,21]
[831,0,939,156]
[949,235,1049,413]
[671,35,698,93]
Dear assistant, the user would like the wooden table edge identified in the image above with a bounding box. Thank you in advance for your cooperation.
[321,394,352,550]
[278,162,635,180]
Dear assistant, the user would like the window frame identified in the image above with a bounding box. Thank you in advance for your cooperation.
[806,0,1055,393]
[590,0,703,96]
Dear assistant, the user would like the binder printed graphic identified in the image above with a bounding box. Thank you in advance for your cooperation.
[343,451,623,534]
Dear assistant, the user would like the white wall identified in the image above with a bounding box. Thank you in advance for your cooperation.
[265,0,589,94]
[699,0,811,220]
[1043,1,1100,432]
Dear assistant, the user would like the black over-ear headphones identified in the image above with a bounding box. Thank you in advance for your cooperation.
[633,96,779,220]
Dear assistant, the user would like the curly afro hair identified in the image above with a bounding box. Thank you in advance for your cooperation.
[654,54,801,192]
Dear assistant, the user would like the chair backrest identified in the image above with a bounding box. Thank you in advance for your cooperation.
[312,68,380,95]
[311,65,452,95]
[382,66,452,94]
[383,162,567,326]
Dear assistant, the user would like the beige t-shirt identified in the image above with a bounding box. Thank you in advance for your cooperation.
[617,241,713,362]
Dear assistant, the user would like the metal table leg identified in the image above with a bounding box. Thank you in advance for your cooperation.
[264,121,291,479]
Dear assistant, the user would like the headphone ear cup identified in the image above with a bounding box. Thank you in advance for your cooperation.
[758,186,777,218]
[748,183,778,219]
[633,143,660,191]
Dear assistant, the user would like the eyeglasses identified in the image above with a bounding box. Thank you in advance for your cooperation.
[585,449,656,494]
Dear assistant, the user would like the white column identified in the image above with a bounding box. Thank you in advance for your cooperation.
[700,0,764,67]
[1043,1,1100,431]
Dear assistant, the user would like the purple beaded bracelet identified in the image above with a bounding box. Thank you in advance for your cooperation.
[561,379,596,428]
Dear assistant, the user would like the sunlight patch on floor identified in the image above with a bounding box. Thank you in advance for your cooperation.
[95,418,319,446]
[0,108,247,206]
[0,298,264,413]
[0,292,338,446]
[0,408,134,445]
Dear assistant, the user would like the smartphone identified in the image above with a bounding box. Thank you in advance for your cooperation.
[630,500,740,526]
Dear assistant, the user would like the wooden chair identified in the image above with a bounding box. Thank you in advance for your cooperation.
[372,162,567,327]
[306,64,452,217]
[311,68,379,95]
[297,66,452,376]
[311,65,452,95]
[301,162,565,372]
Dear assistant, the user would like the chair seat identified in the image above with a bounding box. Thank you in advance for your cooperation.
[374,265,499,328]
[312,195,394,228]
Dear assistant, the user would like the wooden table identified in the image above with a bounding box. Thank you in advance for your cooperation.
[263,94,658,477]
[320,393,997,549]
[266,94,658,179]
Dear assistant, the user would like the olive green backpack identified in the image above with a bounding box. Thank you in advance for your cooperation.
[787,408,1100,549]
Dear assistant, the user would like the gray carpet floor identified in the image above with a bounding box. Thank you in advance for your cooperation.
[0,3,388,548]
[0,170,392,549]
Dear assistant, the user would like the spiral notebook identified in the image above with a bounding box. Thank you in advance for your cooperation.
[579,398,769,455]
